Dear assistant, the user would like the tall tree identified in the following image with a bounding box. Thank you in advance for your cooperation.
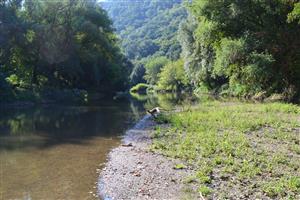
[179,0,300,98]
[1,0,131,97]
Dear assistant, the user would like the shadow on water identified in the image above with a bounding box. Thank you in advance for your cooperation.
[0,93,199,146]
[130,92,200,111]
[0,100,143,151]
[0,97,151,200]
[0,93,195,151]
[0,93,193,199]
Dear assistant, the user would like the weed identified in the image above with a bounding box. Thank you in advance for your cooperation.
[174,163,187,170]
[198,185,212,196]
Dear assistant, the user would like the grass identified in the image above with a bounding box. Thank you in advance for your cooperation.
[151,101,300,199]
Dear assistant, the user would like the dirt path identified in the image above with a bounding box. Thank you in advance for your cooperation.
[98,115,198,200]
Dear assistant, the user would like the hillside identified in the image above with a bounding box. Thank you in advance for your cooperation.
[102,0,186,61]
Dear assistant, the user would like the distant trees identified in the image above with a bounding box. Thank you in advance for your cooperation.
[130,61,146,86]
[125,0,300,100]
[102,0,186,61]
[130,56,189,93]
[102,0,188,91]
[0,0,131,101]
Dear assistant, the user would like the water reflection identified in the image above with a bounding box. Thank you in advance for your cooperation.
[0,93,193,200]
[0,99,146,200]
[130,92,197,110]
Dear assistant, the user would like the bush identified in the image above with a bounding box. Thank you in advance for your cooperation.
[130,83,149,94]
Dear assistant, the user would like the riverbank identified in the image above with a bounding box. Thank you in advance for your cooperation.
[99,101,300,199]
[151,101,300,199]
[99,115,199,200]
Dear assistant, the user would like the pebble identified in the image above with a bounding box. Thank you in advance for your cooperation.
[98,116,197,200]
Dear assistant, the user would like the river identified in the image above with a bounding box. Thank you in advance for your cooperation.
[0,97,148,199]
[0,93,187,199]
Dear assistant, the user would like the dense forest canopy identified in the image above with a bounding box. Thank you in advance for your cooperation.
[102,0,187,86]
[0,0,131,102]
[103,0,300,101]
[179,0,300,100]
[1,0,300,102]
[102,0,185,60]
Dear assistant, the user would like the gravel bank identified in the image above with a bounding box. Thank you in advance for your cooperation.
[98,115,198,200]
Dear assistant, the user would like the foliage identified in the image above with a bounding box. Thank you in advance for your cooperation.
[152,102,300,198]
[129,61,146,86]
[0,0,131,102]
[179,0,300,99]
[213,38,275,95]
[144,56,170,85]
[157,59,189,91]
[102,0,186,61]
[130,83,149,94]
[288,2,300,24]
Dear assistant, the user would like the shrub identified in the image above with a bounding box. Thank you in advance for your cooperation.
[130,83,149,94]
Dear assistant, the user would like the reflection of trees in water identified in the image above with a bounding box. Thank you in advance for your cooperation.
[130,102,144,121]
[0,94,199,150]
[130,92,195,111]
[0,102,139,150]
[1,108,83,136]
[1,106,134,136]
[0,94,201,138]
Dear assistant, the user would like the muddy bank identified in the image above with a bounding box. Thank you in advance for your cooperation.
[98,115,198,200]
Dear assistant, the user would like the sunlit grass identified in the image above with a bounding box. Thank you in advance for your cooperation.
[151,102,300,198]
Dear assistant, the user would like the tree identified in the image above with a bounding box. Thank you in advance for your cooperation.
[102,0,186,61]
[0,0,131,99]
[288,2,300,24]
[179,0,300,98]
[144,56,169,85]
[130,61,146,86]
[157,59,189,91]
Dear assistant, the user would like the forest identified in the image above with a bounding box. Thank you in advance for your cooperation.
[0,0,131,102]
[103,0,300,102]
[1,0,300,102]
[1,1,300,199]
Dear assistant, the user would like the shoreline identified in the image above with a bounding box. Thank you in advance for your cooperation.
[98,115,198,200]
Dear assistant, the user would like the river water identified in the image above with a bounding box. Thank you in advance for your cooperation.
[0,97,149,200]
[0,93,188,200]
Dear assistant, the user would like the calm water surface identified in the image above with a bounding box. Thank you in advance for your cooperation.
[0,93,190,200]
[0,99,146,200]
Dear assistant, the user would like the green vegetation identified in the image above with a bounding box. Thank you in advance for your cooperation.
[102,0,190,91]
[157,59,189,92]
[103,0,300,101]
[178,0,300,100]
[130,83,149,94]
[1,0,300,198]
[144,56,170,86]
[2,0,299,102]
[288,2,300,24]
[102,0,186,61]
[0,0,131,103]
[152,102,300,198]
